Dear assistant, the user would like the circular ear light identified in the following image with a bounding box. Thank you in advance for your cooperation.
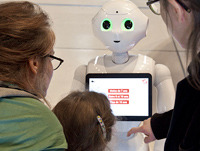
[101,19,112,31]
[121,18,134,31]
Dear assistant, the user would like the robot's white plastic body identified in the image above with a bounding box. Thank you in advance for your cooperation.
[71,0,175,150]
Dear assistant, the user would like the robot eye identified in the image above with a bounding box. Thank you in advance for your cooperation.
[101,19,112,31]
[103,20,110,29]
[121,18,134,31]
[125,20,132,29]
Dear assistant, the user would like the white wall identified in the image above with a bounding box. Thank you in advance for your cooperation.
[0,0,186,108]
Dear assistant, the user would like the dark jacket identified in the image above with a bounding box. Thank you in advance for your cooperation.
[151,76,200,151]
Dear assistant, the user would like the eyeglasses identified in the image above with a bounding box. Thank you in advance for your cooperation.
[146,0,191,15]
[47,55,64,70]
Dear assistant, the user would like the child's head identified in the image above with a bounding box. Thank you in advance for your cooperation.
[53,91,115,151]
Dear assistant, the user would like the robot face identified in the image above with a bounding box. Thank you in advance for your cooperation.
[92,0,149,53]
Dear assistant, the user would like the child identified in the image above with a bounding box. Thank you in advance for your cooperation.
[53,91,116,151]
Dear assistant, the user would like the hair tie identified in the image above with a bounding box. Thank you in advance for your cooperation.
[97,115,106,139]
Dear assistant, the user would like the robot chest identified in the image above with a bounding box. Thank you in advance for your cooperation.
[87,57,155,75]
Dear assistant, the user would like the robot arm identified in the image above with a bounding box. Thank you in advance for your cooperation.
[155,64,175,113]
[71,65,87,91]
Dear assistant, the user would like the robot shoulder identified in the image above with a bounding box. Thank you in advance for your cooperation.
[154,64,172,86]
[73,65,87,82]
[87,56,106,73]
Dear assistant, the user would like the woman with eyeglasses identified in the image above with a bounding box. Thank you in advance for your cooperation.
[0,1,67,150]
[127,0,200,151]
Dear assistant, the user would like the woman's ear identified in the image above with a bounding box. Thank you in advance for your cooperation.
[168,0,185,23]
[28,57,39,75]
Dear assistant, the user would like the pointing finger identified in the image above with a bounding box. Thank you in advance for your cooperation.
[127,126,144,137]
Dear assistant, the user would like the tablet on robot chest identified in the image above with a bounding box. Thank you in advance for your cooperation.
[86,73,152,121]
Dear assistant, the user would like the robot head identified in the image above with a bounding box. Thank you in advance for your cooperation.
[92,0,148,53]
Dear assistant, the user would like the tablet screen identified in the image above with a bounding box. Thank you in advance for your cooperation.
[86,73,152,121]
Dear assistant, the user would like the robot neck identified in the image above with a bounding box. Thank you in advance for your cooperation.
[112,52,129,64]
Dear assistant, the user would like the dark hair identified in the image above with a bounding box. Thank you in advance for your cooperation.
[0,1,55,105]
[186,0,200,90]
[162,0,200,90]
[53,91,116,151]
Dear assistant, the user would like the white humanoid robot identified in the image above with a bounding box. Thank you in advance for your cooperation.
[71,0,175,150]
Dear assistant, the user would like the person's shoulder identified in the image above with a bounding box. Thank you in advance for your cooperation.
[177,77,199,92]
[176,77,200,104]
[14,97,61,125]
[178,77,188,85]
[5,97,63,131]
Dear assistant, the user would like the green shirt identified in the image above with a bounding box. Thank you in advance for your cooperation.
[0,96,68,151]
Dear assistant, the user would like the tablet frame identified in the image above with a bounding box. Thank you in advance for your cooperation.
[86,73,152,121]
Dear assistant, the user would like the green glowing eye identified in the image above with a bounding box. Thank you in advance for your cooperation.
[101,19,112,31]
[121,18,134,31]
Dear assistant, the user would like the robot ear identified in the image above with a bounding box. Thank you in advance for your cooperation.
[92,14,96,24]
[145,19,149,36]
[92,9,102,24]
